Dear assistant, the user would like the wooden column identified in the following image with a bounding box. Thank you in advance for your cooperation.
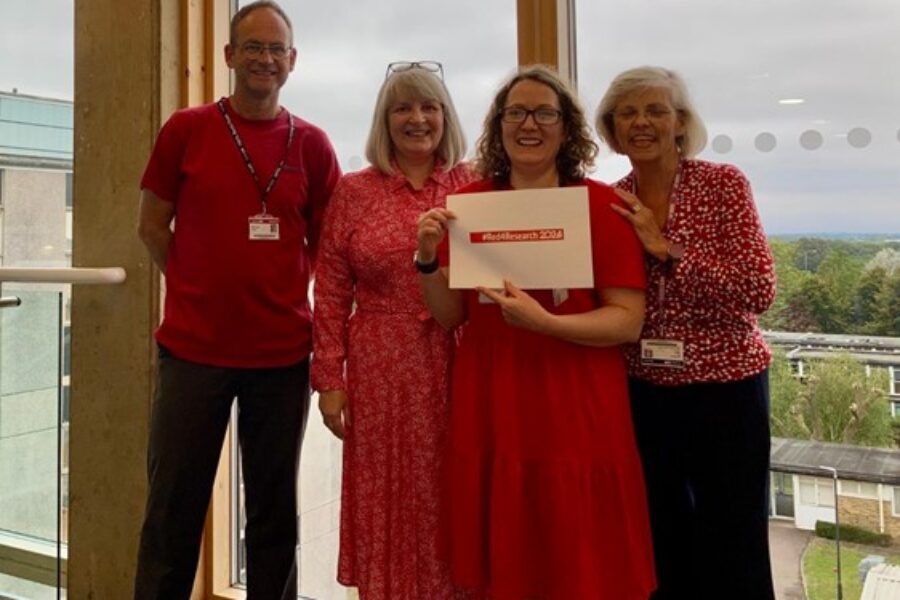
[68,0,179,597]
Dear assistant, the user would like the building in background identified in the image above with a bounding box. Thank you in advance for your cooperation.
[766,331,900,417]
[0,89,72,596]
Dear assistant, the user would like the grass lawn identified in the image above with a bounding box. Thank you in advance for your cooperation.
[803,538,900,600]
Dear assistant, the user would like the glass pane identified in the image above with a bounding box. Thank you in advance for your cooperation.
[859,482,879,498]
[576,0,900,338]
[798,479,817,505]
[0,290,65,599]
[818,480,835,507]
[1,1,74,595]
[577,1,900,231]
[231,2,516,598]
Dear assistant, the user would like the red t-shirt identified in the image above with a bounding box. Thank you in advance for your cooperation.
[141,99,341,368]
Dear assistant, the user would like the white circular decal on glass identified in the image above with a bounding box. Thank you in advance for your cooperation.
[754,132,777,153]
[711,134,733,154]
[799,130,824,150]
[846,127,871,148]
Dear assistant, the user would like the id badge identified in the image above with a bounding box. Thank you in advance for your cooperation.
[552,288,569,307]
[249,214,280,241]
[640,339,685,368]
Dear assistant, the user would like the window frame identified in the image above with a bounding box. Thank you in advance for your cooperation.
[203,2,573,598]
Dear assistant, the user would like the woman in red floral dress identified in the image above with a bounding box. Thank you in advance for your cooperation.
[312,62,475,600]
[416,65,656,600]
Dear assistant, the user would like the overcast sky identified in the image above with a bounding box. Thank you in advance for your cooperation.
[2,0,898,234]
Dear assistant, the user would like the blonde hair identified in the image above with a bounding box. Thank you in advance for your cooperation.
[365,68,466,174]
[595,66,708,158]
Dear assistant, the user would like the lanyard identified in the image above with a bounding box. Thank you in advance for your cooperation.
[217,98,295,214]
[631,161,683,336]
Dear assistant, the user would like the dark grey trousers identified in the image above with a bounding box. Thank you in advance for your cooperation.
[134,346,310,600]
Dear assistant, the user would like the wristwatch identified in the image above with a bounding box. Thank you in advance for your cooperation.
[413,251,440,274]
[666,241,685,262]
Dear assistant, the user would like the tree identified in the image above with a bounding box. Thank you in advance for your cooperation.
[792,355,893,447]
[865,248,900,276]
[782,277,839,332]
[817,248,863,323]
[867,271,900,336]
[769,351,806,438]
[853,266,886,329]
[793,238,832,272]
[761,239,810,331]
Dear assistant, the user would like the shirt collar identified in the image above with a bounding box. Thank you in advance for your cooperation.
[386,157,451,192]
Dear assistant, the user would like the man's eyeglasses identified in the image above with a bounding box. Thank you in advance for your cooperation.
[385,61,444,81]
[499,106,563,126]
[240,42,291,60]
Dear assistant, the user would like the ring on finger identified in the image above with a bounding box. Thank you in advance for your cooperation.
[632,203,643,214]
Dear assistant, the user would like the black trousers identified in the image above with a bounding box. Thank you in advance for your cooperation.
[134,347,310,600]
[629,371,775,600]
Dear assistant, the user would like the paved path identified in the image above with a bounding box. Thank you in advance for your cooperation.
[770,519,813,600]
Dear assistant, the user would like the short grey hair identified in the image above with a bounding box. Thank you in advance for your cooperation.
[595,66,707,158]
[230,1,293,45]
[365,67,466,175]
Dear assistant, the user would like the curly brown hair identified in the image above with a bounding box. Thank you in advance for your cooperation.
[475,65,597,183]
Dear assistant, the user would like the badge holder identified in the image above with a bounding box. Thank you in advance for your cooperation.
[249,212,280,241]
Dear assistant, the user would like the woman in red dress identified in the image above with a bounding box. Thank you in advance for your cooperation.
[312,62,475,600]
[416,65,657,600]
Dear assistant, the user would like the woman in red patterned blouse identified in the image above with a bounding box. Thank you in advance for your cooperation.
[312,62,475,600]
[596,66,777,600]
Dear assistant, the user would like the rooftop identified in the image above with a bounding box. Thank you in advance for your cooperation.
[771,437,900,485]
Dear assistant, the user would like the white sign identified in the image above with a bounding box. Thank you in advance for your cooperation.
[446,187,593,289]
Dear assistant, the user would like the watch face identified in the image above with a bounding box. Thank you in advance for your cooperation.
[668,242,685,260]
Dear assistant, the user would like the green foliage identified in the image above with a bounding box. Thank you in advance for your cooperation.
[815,520,892,546]
[765,237,900,335]
[769,350,806,438]
[769,353,894,447]
[854,266,887,329]
[760,239,811,331]
[867,271,900,336]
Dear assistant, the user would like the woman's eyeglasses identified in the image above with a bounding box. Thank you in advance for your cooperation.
[499,106,563,126]
[385,61,444,81]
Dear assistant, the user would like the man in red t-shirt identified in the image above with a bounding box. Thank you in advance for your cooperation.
[133,2,340,598]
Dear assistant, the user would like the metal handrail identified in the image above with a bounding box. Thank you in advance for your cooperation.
[0,267,126,284]
[0,296,22,308]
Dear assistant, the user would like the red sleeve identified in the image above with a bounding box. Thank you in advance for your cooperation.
[669,165,775,314]
[140,110,190,203]
[311,176,354,392]
[587,180,647,291]
[300,124,342,267]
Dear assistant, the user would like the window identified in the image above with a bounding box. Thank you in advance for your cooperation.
[575,0,900,343]
[839,480,879,499]
[893,487,900,517]
[229,2,518,598]
[890,366,899,396]
[790,359,805,378]
[0,168,4,264]
[798,476,835,507]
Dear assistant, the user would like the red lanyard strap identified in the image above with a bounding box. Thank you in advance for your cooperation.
[218,99,295,213]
